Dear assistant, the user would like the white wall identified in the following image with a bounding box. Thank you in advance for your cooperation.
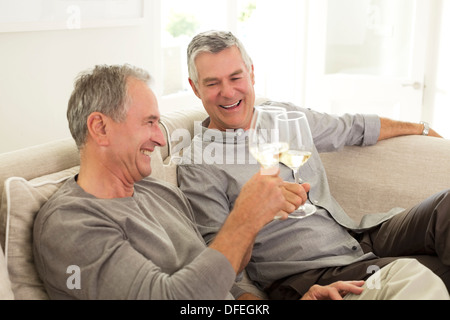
[0,4,155,154]
[423,0,450,139]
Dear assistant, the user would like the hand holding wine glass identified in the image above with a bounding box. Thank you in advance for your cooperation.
[277,111,317,218]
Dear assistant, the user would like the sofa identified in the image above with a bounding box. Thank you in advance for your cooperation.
[1,105,450,300]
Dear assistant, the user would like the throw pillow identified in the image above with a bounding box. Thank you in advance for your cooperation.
[0,166,79,300]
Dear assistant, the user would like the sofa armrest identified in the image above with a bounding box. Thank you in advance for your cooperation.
[320,136,450,223]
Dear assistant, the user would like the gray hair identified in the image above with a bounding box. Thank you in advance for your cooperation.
[67,64,151,150]
[187,30,253,85]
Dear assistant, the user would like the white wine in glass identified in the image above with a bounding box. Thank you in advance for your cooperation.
[277,111,317,219]
[249,106,287,175]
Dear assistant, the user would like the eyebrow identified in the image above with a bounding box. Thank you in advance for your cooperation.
[202,69,244,84]
[144,115,160,122]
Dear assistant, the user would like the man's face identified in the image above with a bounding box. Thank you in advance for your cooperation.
[108,78,166,182]
[189,46,256,131]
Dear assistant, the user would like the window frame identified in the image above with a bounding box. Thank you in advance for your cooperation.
[149,0,240,114]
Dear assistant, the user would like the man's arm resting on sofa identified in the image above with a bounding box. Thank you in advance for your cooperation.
[378,117,442,141]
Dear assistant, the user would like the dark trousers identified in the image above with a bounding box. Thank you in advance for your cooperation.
[267,189,450,300]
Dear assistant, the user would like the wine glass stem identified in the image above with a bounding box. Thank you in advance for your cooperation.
[293,168,301,184]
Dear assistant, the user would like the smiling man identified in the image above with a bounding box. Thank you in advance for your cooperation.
[74,75,165,198]
[178,30,450,300]
[188,37,255,132]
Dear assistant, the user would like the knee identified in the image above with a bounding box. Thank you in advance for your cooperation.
[442,189,450,204]
[440,189,450,200]
[426,189,450,218]
[381,259,449,300]
[386,259,425,274]
[435,189,450,216]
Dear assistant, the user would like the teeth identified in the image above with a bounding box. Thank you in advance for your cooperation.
[221,101,240,109]
[141,150,152,157]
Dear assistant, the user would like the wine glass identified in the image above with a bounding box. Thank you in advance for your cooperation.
[249,106,287,175]
[277,111,317,218]
[249,106,287,220]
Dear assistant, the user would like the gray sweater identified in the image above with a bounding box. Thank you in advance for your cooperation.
[33,176,236,300]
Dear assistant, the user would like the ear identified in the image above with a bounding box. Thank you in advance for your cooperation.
[188,78,201,99]
[86,112,110,146]
[250,65,255,85]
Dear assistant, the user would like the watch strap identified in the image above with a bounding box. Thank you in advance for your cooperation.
[420,121,430,136]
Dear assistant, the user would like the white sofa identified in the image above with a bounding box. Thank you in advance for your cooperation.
[1,106,450,300]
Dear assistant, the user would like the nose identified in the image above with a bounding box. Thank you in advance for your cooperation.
[153,124,167,147]
[220,81,235,99]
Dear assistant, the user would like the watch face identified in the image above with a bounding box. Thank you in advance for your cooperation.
[421,121,429,136]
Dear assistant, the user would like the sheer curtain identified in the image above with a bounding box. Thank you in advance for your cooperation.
[156,0,308,112]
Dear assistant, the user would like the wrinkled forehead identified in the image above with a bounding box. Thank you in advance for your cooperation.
[195,47,248,80]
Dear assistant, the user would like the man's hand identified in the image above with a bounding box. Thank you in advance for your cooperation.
[232,170,300,227]
[301,281,365,300]
[237,292,263,300]
[278,182,310,219]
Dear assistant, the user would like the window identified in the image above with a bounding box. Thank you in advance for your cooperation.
[161,0,229,96]
[325,0,415,77]
[155,0,262,112]
[155,0,308,112]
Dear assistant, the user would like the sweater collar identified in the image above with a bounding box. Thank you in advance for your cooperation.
[199,118,248,144]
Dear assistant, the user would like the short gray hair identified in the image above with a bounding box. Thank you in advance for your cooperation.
[67,64,151,150]
[187,30,253,85]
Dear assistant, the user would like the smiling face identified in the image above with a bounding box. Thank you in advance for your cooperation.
[189,46,256,131]
[108,77,166,182]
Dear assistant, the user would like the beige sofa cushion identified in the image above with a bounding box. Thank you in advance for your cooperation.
[150,147,178,187]
[161,109,208,159]
[0,245,13,299]
[0,139,79,200]
[320,135,450,223]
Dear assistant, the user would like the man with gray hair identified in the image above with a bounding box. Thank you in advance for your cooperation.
[177,30,450,300]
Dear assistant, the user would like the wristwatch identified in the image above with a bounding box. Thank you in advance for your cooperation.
[420,121,430,136]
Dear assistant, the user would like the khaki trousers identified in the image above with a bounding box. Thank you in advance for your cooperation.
[344,259,449,300]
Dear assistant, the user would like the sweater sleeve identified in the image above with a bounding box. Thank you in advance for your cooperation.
[262,101,381,152]
[302,109,380,152]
